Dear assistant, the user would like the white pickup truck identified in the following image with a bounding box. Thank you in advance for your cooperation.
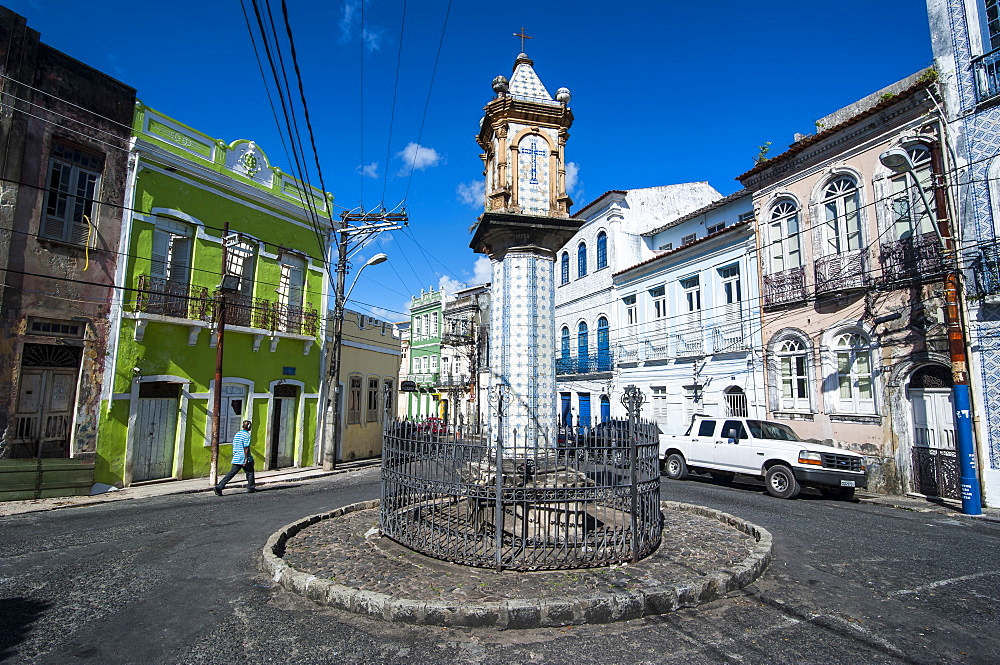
[659,416,867,500]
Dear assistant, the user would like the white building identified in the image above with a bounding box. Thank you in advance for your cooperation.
[554,184,722,425]
[614,190,765,435]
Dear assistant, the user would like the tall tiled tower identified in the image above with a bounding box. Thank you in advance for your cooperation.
[470,49,582,447]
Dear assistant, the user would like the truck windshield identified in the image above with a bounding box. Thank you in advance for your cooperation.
[746,420,801,441]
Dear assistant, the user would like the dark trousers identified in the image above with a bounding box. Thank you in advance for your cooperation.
[217,458,255,492]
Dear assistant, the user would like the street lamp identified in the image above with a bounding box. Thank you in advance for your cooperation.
[323,251,388,470]
[879,146,983,515]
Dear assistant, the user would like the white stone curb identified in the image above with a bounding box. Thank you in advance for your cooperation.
[261,499,772,628]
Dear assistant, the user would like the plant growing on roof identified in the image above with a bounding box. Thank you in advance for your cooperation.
[753,141,772,165]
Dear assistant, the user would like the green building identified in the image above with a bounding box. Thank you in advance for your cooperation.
[96,103,333,487]
[406,289,444,418]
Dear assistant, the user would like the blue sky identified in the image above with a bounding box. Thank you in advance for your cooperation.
[6,1,934,321]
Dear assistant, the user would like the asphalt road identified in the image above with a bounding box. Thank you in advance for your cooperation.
[1,466,998,664]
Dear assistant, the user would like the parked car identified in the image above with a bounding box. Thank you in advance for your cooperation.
[660,415,867,500]
[417,417,448,440]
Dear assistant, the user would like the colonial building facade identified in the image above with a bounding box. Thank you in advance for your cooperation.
[97,104,331,487]
[927,0,1000,505]
[554,184,722,426]
[0,7,135,498]
[739,71,953,496]
[404,288,445,418]
[614,190,764,435]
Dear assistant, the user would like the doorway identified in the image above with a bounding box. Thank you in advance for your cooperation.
[133,381,180,481]
[907,365,958,499]
[270,384,298,469]
[10,344,82,458]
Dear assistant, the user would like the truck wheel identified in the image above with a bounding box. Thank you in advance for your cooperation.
[664,453,688,480]
[764,464,801,499]
[710,471,735,484]
[820,486,856,501]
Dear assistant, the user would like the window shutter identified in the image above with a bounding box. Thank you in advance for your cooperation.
[68,170,98,245]
[150,230,169,279]
[169,236,192,284]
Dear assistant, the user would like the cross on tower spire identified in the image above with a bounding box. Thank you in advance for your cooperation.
[513,26,532,52]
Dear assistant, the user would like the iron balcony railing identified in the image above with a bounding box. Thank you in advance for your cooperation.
[674,326,704,357]
[407,372,440,386]
[762,266,806,308]
[711,320,749,354]
[136,275,319,336]
[436,373,472,388]
[815,250,865,295]
[879,232,945,285]
[974,240,1000,296]
[136,275,211,319]
[556,351,614,375]
[974,47,1000,103]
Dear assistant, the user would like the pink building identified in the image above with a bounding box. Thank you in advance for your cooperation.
[739,71,957,496]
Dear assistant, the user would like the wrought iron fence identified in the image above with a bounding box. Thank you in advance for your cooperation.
[380,386,662,571]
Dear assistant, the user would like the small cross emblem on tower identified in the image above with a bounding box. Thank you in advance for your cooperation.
[513,27,532,52]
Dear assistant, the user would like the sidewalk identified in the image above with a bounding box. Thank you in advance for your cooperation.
[0,460,379,518]
[855,490,1000,523]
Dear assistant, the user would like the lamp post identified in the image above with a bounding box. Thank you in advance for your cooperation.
[210,223,242,486]
[879,146,983,515]
[324,250,387,470]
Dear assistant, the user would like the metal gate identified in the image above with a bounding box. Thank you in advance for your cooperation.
[908,367,958,499]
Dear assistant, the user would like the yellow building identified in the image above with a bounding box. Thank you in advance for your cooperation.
[321,310,402,462]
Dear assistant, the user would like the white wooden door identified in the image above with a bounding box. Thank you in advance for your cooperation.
[910,389,955,450]
[272,397,296,468]
[133,397,178,481]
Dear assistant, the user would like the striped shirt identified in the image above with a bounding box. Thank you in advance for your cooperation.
[231,430,252,465]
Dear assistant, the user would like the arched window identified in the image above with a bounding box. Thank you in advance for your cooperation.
[889,144,935,241]
[834,332,874,413]
[822,177,862,255]
[577,321,589,373]
[596,317,610,371]
[600,395,611,422]
[559,326,571,374]
[724,386,748,417]
[560,251,569,285]
[578,241,588,277]
[777,338,809,411]
[768,200,801,273]
[596,231,608,269]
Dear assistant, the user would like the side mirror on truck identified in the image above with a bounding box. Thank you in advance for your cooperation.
[725,428,740,444]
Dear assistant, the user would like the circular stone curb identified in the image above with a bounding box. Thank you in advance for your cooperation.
[261,499,772,629]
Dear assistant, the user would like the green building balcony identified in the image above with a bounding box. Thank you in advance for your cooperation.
[136,274,319,337]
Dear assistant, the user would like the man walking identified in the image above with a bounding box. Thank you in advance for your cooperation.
[214,420,256,495]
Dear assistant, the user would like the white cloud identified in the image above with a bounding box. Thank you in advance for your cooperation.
[396,142,441,175]
[339,1,383,52]
[456,180,485,208]
[472,256,492,285]
[565,161,580,193]
[438,274,465,298]
[357,161,379,179]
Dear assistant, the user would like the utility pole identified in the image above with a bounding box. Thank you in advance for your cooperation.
[930,141,983,515]
[323,207,405,471]
[881,140,983,515]
[210,222,240,486]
